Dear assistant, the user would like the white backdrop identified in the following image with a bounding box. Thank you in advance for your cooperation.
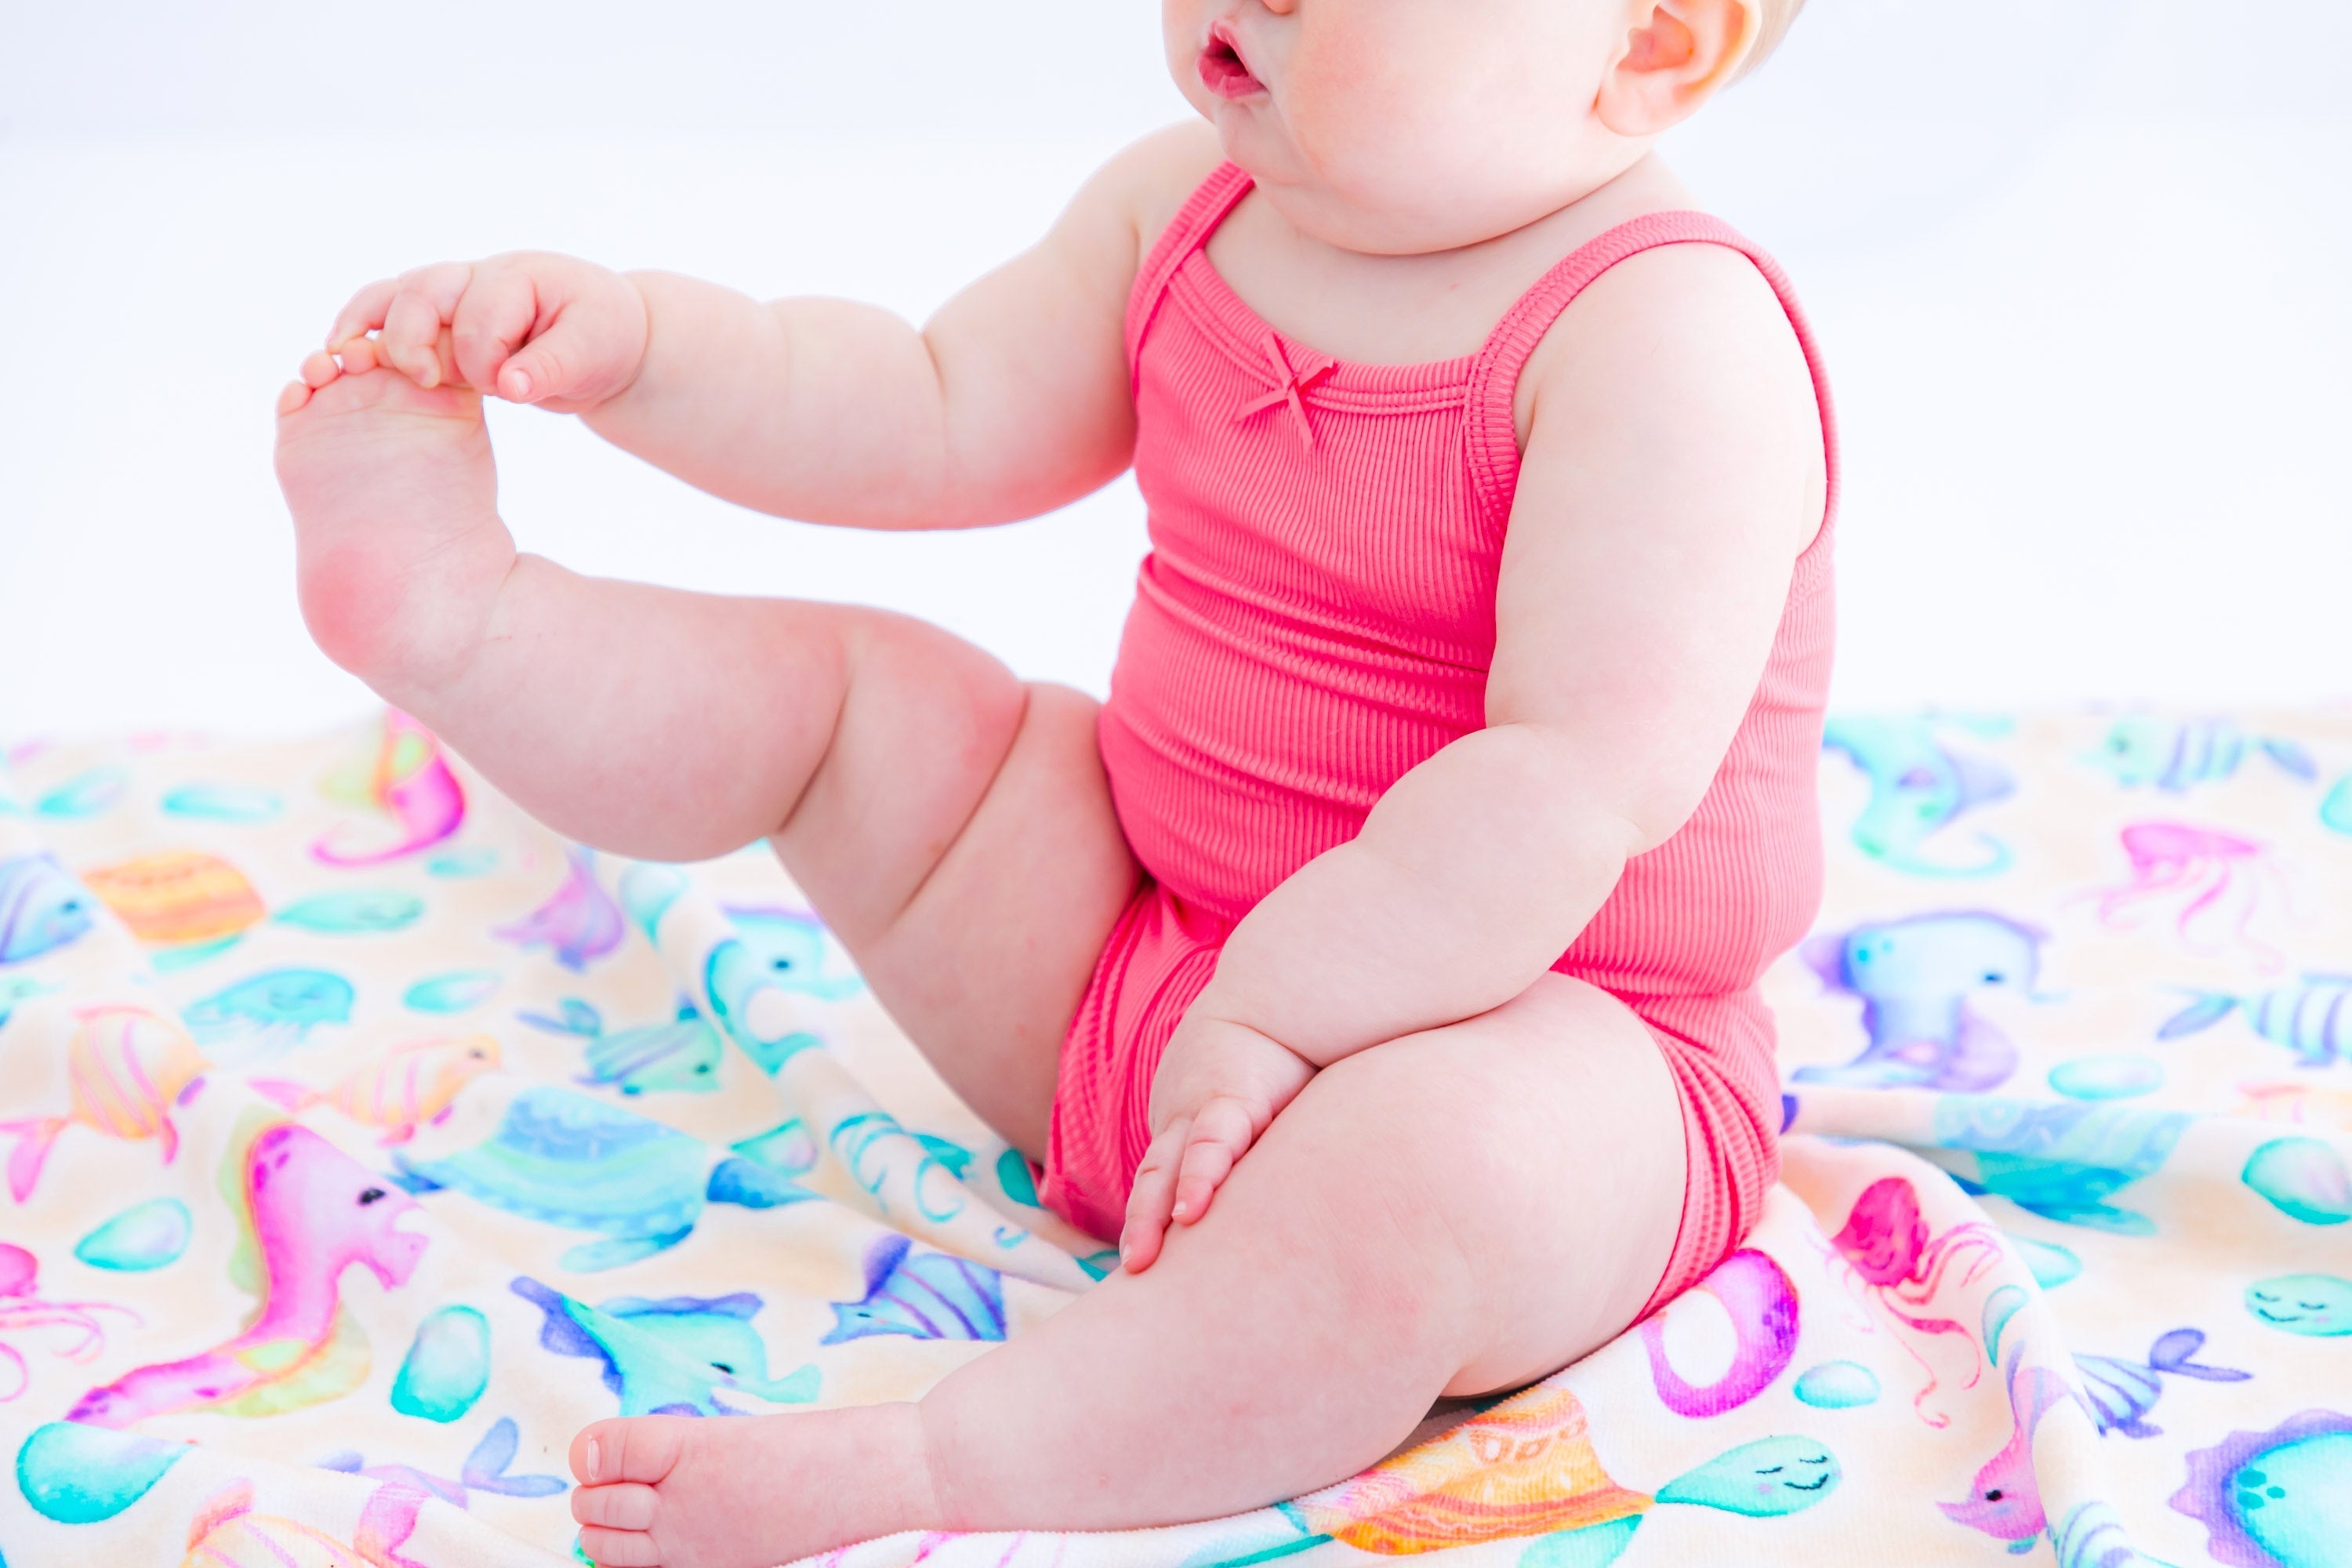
[3,1,2348,740]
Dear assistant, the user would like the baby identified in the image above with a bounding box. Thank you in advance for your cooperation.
[274,0,1831,1563]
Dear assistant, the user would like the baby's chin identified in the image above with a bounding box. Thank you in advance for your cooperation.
[1224,123,1616,257]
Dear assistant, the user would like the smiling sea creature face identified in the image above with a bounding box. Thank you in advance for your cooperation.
[1654,1436,1842,1518]
[2246,1275,2352,1338]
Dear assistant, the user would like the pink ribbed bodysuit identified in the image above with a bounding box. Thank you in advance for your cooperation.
[1040,163,1838,1314]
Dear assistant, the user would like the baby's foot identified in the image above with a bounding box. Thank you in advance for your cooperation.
[568,1406,939,1568]
[274,349,517,703]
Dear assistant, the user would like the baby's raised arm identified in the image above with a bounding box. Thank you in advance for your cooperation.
[325,127,1215,531]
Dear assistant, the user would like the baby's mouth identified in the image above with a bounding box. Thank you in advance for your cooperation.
[1199,25,1265,100]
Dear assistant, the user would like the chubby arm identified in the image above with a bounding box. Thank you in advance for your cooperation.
[1123,242,1827,1261]
[335,125,1219,532]
[586,130,1192,529]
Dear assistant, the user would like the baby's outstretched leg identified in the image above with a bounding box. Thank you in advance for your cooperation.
[568,975,1685,1568]
[275,358,1136,1152]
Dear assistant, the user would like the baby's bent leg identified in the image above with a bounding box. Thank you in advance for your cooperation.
[277,365,1136,1152]
[568,975,1686,1566]
[923,973,1686,1522]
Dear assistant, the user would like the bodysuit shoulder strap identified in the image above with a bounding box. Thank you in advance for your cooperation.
[1463,210,1841,550]
[1125,161,1257,378]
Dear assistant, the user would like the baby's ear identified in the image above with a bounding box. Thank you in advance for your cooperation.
[1597,0,1758,137]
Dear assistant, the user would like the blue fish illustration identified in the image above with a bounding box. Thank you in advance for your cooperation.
[1792,912,2045,1092]
[1927,1098,2192,1236]
[823,1233,1007,1345]
[2073,1328,2249,1439]
[183,967,355,1060]
[0,853,96,964]
[1823,717,2015,877]
[318,1416,567,1505]
[510,1278,816,1415]
[592,1293,819,1405]
[2160,977,2352,1068]
[2086,717,2316,794]
[572,1000,724,1097]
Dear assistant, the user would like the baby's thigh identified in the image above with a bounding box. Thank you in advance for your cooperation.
[822,676,1140,1160]
[1307,974,1686,1395]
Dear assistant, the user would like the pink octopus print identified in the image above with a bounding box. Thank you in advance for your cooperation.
[0,1243,138,1403]
[2089,821,2295,971]
[1825,1176,2005,1427]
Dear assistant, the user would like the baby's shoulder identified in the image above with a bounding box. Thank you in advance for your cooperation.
[1515,234,1820,459]
[1070,122,1228,277]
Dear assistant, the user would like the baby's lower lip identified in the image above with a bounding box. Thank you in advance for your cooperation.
[1198,45,1265,100]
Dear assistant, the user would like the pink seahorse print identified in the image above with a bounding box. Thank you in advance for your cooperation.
[67,1123,426,1427]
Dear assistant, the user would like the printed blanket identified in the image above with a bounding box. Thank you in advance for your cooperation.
[0,707,2347,1567]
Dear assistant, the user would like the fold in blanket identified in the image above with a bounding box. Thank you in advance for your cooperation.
[1,708,2347,1566]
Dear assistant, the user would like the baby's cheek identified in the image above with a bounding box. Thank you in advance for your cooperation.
[1283,16,1425,169]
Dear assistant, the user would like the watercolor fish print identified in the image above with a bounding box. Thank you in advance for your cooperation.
[0,707,2346,1568]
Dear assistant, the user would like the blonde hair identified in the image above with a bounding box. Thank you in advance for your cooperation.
[1739,0,1809,78]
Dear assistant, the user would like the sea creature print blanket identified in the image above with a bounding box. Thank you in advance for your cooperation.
[0,706,2347,1568]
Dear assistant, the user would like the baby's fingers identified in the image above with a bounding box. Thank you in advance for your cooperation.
[1120,1119,1189,1274]
[1170,1095,1256,1227]
[327,278,400,353]
[376,263,475,388]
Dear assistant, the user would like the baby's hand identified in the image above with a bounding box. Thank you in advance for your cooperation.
[1121,1015,1314,1272]
[323,252,650,413]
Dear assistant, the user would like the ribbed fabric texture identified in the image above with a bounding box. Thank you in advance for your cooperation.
[1044,163,1839,1314]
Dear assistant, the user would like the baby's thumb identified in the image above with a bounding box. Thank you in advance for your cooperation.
[495,336,575,405]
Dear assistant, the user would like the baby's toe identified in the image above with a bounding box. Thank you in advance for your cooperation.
[573,1416,690,1486]
[572,1481,660,1530]
[578,1523,663,1568]
[299,349,342,389]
